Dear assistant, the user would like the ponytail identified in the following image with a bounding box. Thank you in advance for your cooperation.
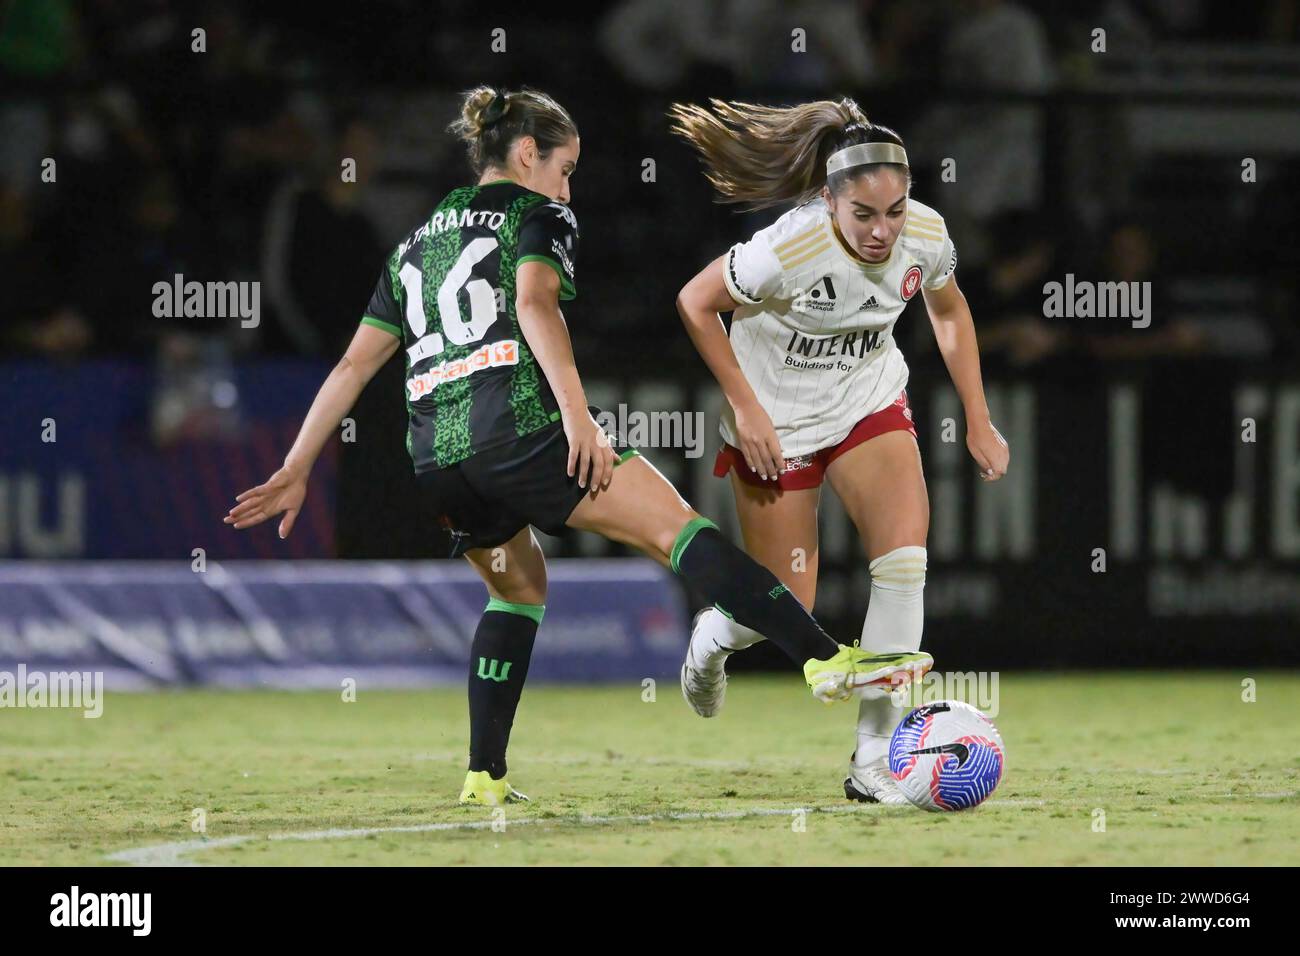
[667,97,908,211]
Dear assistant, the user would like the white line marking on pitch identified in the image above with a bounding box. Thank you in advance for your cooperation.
[106,799,1043,866]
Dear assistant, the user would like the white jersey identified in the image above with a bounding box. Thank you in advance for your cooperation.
[720,197,957,458]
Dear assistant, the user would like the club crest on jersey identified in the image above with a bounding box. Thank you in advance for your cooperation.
[793,275,837,313]
[901,265,923,301]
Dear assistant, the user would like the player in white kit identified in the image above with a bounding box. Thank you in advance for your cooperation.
[669,98,1010,804]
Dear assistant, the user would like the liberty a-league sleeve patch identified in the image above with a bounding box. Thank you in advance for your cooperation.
[724,231,786,305]
[922,239,957,292]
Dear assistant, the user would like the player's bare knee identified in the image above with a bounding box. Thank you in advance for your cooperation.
[648,526,679,565]
[649,511,699,567]
[467,545,547,605]
[479,564,546,605]
[498,581,547,605]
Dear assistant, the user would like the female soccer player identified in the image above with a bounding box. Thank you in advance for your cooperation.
[225,87,932,806]
[669,97,1009,804]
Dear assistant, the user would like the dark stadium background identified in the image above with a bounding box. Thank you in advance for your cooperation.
[3,0,1298,674]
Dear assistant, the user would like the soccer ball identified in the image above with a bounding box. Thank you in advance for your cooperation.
[888,700,1005,811]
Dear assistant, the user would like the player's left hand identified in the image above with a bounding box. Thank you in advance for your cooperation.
[224,465,308,538]
[968,421,1009,482]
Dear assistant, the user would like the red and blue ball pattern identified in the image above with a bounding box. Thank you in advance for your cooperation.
[889,701,1005,811]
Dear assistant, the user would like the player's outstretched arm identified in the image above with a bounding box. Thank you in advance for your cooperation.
[224,323,399,537]
[922,276,1009,481]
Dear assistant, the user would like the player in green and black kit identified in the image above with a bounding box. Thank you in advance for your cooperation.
[226,85,933,806]
[359,149,621,552]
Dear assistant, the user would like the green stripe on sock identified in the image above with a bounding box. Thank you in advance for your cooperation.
[615,448,640,464]
[669,516,718,574]
[484,597,545,625]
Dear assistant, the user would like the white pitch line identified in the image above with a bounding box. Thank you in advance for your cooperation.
[107,799,1042,866]
[1218,790,1297,799]
[108,835,253,867]
[105,806,865,866]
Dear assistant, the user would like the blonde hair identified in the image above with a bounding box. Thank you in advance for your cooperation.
[667,97,907,211]
[448,85,577,175]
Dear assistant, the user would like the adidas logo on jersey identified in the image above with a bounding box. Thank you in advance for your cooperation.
[857,296,879,311]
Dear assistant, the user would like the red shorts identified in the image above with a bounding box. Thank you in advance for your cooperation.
[713,391,917,491]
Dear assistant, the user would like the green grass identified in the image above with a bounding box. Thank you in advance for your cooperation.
[2,673,1298,866]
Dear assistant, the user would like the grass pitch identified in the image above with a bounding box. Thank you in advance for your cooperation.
[2,672,1298,866]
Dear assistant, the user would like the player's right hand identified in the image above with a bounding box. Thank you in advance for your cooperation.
[732,398,785,481]
[563,411,617,492]
[224,465,308,539]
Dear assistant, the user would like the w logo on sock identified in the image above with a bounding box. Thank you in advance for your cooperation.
[477,657,512,682]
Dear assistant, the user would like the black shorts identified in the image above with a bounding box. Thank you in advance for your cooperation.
[415,406,638,558]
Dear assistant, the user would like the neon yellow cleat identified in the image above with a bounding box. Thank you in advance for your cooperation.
[458,770,530,806]
[803,645,933,704]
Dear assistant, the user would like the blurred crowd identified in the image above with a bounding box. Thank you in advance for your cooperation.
[3,0,1298,386]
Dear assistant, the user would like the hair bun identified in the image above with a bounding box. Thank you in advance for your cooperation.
[482,90,510,127]
[450,85,576,176]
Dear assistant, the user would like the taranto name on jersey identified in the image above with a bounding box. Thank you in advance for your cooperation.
[359,180,579,472]
[719,196,957,458]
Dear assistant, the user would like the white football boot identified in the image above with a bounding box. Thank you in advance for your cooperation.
[843,751,911,806]
[680,609,730,717]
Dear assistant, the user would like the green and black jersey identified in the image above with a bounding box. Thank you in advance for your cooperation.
[360,180,579,472]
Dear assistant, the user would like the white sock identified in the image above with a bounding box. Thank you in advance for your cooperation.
[689,606,764,672]
[853,546,926,767]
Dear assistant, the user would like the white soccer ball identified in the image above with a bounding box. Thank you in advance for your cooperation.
[888,700,1006,811]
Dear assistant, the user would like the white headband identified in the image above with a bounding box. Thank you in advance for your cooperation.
[826,142,909,176]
